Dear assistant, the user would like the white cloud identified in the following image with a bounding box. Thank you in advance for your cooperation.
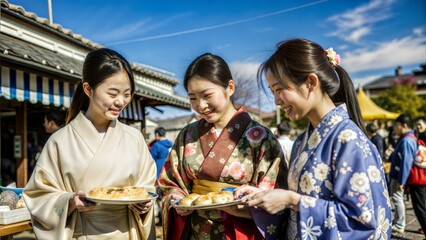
[229,62,260,83]
[327,0,395,43]
[342,34,426,73]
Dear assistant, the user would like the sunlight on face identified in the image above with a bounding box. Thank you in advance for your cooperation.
[86,71,132,126]
[266,70,308,122]
[187,76,234,128]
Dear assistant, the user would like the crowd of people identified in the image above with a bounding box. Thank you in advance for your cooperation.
[16,38,425,240]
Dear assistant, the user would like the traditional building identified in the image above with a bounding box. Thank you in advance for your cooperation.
[0,0,190,187]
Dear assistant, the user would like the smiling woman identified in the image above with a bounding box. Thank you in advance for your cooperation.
[23,48,157,240]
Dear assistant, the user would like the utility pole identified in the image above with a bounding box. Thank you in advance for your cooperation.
[48,0,53,24]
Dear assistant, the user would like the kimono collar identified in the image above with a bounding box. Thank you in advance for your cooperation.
[70,112,119,154]
[289,104,349,191]
[197,107,252,181]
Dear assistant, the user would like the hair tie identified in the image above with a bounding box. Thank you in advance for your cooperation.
[324,47,341,67]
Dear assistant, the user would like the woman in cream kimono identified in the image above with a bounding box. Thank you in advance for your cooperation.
[236,39,392,240]
[158,53,288,240]
[23,48,157,240]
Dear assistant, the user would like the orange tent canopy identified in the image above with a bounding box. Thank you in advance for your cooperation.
[357,88,399,120]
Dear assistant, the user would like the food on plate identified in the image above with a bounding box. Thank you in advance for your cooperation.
[218,191,234,201]
[179,196,196,206]
[187,193,200,200]
[193,195,212,206]
[88,186,150,200]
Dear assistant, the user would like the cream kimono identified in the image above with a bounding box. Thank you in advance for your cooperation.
[23,112,157,240]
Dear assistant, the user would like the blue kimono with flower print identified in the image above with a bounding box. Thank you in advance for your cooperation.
[287,104,392,240]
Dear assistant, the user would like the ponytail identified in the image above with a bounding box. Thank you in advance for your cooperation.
[66,82,89,124]
[333,66,366,133]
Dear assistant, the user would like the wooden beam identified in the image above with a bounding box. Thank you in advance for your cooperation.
[15,102,28,187]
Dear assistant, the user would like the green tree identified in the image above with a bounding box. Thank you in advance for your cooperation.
[373,84,425,118]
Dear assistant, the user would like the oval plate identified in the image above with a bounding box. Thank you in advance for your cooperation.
[85,192,158,205]
[173,199,243,210]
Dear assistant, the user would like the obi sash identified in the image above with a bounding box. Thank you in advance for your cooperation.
[198,107,252,181]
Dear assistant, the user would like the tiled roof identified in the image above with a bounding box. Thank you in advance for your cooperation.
[1,0,181,86]
[1,33,83,79]
[1,0,103,49]
[135,82,190,110]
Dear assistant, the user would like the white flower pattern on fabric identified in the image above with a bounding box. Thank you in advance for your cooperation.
[301,217,322,240]
[314,163,329,181]
[350,172,370,194]
[266,224,277,235]
[328,115,343,126]
[374,206,391,240]
[325,207,337,229]
[300,172,316,194]
[308,130,321,149]
[338,129,357,143]
[367,165,381,183]
[301,196,317,208]
[359,208,373,224]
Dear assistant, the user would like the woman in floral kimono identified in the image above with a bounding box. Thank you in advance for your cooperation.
[23,48,157,240]
[158,53,287,240]
[236,39,392,239]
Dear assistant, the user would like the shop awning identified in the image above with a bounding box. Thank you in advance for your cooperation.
[357,88,399,120]
[1,66,74,107]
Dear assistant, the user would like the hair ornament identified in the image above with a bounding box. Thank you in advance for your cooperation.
[324,47,341,67]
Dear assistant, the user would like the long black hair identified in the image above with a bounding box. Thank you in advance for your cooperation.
[183,53,233,93]
[258,38,365,133]
[66,48,135,124]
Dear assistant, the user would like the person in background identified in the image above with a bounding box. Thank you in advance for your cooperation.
[389,113,417,234]
[366,123,385,158]
[415,116,426,143]
[276,120,294,167]
[235,38,392,239]
[30,111,67,172]
[412,116,426,237]
[158,53,287,240]
[23,48,157,239]
[150,127,173,178]
[43,110,65,134]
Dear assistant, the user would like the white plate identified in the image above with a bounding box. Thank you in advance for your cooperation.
[86,192,158,205]
[173,199,243,210]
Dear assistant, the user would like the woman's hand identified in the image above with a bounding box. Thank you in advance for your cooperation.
[244,189,301,214]
[234,185,263,200]
[69,191,97,215]
[129,200,153,215]
[170,193,193,216]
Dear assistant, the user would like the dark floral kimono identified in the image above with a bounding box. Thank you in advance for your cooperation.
[158,108,288,240]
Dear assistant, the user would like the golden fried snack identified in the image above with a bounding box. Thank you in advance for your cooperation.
[193,195,212,206]
[88,186,149,200]
[179,196,196,206]
[206,192,219,198]
[219,191,234,202]
[187,193,200,200]
[212,194,230,204]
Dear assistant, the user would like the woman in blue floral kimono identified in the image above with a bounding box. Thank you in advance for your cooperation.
[236,39,392,240]
[158,53,288,240]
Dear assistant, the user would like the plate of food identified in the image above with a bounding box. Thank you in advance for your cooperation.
[173,191,243,210]
[85,186,157,205]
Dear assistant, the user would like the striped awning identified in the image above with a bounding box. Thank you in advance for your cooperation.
[1,66,144,120]
[0,66,74,107]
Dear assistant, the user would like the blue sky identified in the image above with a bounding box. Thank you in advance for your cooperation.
[8,0,426,119]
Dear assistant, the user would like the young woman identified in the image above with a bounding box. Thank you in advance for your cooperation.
[158,53,287,240]
[235,39,392,239]
[23,48,157,239]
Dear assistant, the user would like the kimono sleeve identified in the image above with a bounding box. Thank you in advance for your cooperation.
[23,138,75,239]
[297,127,392,239]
